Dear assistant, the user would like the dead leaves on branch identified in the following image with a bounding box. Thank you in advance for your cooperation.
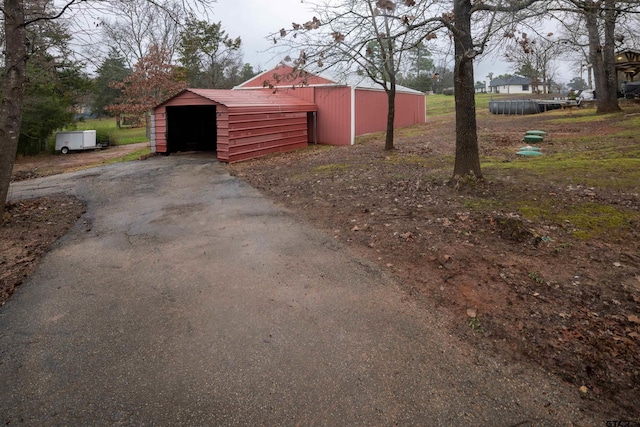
[376,0,397,11]
[292,16,321,31]
[275,17,320,44]
[332,32,345,43]
[376,0,417,9]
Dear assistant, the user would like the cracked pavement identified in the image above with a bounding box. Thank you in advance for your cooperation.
[1,154,602,425]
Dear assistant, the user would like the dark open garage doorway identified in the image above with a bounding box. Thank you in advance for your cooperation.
[166,105,217,153]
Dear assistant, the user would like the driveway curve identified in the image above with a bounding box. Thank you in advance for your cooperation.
[1,154,599,425]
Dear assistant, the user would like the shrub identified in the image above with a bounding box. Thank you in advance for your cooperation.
[96,128,116,147]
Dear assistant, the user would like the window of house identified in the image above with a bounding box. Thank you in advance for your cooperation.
[522,85,529,91]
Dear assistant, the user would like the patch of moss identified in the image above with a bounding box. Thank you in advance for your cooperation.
[396,124,433,139]
[518,200,637,239]
[313,163,350,174]
[564,203,636,239]
[304,144,335,153]
[619,114,640,128]
[103,148,151,164]
[385,154,427,165]
[355,132,385,145]
[518,200,554,221]
[484,154,640,191]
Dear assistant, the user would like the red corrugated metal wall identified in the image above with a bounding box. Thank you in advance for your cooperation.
[314,87,352,145]
[225,109,309,162]
[355,90,425,136]
[395,92,426,127]
[277,87,353,146]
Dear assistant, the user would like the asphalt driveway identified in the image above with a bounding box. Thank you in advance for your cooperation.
[1,154,599,425]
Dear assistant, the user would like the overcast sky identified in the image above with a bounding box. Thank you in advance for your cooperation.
[210,0,526,82]
[211,0,311,70]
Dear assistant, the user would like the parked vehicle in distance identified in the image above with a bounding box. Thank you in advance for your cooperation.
[624,82,640,99]
[55,130,104,154]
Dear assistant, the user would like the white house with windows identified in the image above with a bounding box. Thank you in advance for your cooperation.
[487,76,549,94]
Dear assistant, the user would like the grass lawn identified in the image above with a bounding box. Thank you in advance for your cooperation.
[70,118,148,146]
[425,93,505,116]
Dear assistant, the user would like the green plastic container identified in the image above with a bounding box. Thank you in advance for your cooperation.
[526,130,547,136]
[517,150,543,156]
[519,146,541,151]
[523,135,544,143]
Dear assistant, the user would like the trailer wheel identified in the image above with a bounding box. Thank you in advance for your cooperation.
[61,146,69,154]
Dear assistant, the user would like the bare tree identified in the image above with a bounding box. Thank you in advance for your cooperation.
[273,0,442,151]
[0,0,216,216]
[423,0,542,181]
[274,0,542,180]
[552,0,640,113]
[100,0,185,68]
[504,33,562,94]
[577,0,621,112]
[554,13,594,88]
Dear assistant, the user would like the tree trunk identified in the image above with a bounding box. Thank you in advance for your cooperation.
[385,86,396,150]
[585,1,619,113]
[452,0,482,181]
[585,9,606,108]
[600,0,621,112]
[0,1,28,216]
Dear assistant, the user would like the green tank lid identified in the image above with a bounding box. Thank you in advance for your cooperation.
[524,135,544,143]
[517,150,543,156]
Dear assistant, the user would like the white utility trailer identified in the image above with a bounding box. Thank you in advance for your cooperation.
[55,130,100,154]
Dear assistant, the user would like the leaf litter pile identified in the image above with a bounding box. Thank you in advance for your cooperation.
[3,103,640,420]
[1,196,85,304]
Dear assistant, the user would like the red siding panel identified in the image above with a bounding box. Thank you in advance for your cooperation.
[314,87,352,145]
[226,110,308,162]
[273,86,352,145]
[394,92,426,128]
[355,90,426,136]
[216,107,230,161]
[154,106,168,153]
[354,90,386,136]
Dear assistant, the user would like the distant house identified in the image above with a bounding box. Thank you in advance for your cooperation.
[486,76,549,94]
[475,82,487,93]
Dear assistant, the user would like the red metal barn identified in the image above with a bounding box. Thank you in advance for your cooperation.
[152,89,317,162]
[236,65,426,146]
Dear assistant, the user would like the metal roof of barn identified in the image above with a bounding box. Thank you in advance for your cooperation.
[236,64,424,95]
[155,88,317,112]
